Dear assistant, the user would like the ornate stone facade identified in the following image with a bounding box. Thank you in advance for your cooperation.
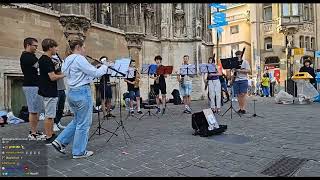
[0,3,214,112]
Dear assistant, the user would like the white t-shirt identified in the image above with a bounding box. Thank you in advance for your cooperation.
[235,59,250,81]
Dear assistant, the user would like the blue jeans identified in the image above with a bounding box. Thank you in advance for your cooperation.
[262,86,270,97]
[56,85,93,156]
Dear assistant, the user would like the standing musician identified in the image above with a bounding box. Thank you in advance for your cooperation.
[51,39,109,159]
[150,55,167,114]
[205,57,222,113]
[233,50,251,114]
[124,60,142,115]
[177,55,193,114]
[99,56,115,118]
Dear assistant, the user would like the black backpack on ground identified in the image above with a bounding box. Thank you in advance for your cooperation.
[171,89,182,105]
[191,111,227,137]
[18,106,29,122]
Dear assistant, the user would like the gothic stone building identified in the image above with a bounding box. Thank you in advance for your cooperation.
[0,3,213,114]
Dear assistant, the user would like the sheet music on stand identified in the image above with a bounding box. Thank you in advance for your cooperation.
[180,64,196,76]
[141,64,157,75]
[199,63,217,74]
[111,58,130,77]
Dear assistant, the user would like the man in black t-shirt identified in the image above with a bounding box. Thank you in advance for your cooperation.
[20,37,46,140]
[38,39,64,145]
[124,60,142,115]
[150,55,167,114]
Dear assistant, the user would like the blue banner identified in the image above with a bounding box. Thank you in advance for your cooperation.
[208,21,228,29]
[315,50,320,58]
[209,3,227,10]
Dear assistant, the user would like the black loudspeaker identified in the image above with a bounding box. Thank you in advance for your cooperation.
[191,111,227,137]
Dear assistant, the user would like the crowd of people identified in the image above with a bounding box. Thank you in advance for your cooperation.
[22,36,317,160]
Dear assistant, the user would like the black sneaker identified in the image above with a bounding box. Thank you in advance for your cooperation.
[241,110,246,114]
[51,140,66,154]
[130,111,134,115]
[137,111,143,114]
[183,109,188,113]
[237,109,242,114]
[186,110,192,114]
[45,134,57,145]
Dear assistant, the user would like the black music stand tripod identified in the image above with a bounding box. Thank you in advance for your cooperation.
[106,62,133,144]
[139,64,159,120]
[249,98,264,118]
[89,77,118,141]
[220,57,242,119]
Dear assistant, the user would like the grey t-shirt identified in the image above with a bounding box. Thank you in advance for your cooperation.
[235,59,250,81]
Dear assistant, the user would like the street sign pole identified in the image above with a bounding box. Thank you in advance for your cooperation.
[216,8,219,65]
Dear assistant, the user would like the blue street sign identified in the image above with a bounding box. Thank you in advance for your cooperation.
[315,50,320,58]
[209,3,227,10]
[213,12,226,18]
[208,21,228,29]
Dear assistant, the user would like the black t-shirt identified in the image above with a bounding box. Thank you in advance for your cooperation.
[126,70,139,92]
[100,74,110,86]
[20,51,39,86]
[38,55,57,97]
[154,65,166,86]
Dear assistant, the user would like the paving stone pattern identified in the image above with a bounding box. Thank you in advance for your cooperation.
[1,96,320,177]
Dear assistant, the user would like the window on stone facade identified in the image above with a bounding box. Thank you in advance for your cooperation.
[311,37,315,50]
[310,4,314,21]
[264,37,272,50]
[291,4,299,16]
[282,4,290,16]
[305,36,310,50]
[281,3,299,17]
[263,4,272,21]
[300,36,304,48]
[303,3,310,21]
[91,3,111,26]
[230,25,239,34]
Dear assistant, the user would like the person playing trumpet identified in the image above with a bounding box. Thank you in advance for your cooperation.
[150,55,167,114]
[124,60,142,115]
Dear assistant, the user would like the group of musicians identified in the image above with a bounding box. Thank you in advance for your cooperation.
[20,37,250,159]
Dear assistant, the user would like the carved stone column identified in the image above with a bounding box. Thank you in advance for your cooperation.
[59,14,91,41]
[125,33,145,68]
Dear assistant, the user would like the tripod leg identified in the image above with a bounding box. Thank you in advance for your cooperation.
[221,106,232,116]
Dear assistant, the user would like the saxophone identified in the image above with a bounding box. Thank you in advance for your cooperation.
[134,68,141,88]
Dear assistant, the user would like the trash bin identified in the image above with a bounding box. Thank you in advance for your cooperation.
[292,72,318,104]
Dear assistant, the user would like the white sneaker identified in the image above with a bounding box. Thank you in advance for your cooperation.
[73,151,94,159]
[57,122,66,129]
[53,124,60,132]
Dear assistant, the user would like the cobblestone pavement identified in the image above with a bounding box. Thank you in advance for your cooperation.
[1,96,320,177]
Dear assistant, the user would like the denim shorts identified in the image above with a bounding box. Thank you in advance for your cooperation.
[180,83,192,96]
[43,97,58,118]
[233,80,248,96]
[129,90,140,100]
[22,86,44,113]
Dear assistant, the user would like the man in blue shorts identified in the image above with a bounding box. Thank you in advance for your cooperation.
[233,50,251,114]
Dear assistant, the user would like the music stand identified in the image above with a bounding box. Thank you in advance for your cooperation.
[139,64,160,120]
[156,65,173,115]
[248,98,264,118]
[89,67,118,141]
[220,58,241,119]
[106,58,133,144]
